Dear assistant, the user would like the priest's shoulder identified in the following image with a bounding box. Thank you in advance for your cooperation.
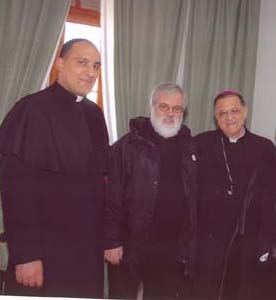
[193,129,218,145]
[2,86,53,122]
[247,131,275,149]
[82,97,104,114]
[12,85,54,110]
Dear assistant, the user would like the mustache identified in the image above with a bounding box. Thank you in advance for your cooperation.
[162,115,175,121]
[150,110,183,138]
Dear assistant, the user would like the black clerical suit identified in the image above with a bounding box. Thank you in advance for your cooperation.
[194,129,276,300]
[0,82,109,298]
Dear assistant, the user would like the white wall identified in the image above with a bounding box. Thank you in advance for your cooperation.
[251,0,276,143]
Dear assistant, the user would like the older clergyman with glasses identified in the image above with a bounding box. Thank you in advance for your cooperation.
[104,82,197,299]
[194,90,276,300]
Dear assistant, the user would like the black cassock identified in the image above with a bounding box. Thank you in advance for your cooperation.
[0,82,109,298]
[194,129,276,300]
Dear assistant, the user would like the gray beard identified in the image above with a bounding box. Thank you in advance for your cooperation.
[150,109,183,138]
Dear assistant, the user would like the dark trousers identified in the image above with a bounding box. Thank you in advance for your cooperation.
[108,259,191,300]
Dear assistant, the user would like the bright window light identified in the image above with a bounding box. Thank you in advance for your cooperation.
[64,22,101,102]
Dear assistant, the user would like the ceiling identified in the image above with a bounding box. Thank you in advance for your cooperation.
[71,0,100,12]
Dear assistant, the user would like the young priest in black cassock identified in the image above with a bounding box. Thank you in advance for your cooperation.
[0,39,109,298]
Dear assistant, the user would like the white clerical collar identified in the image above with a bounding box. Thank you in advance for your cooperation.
[75,95,84,102]
[228,127,245,143]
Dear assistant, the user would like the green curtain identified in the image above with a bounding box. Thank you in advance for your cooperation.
[113,0,260,137]
[183,0,260,134]
[114,0,190,137]
[0,0,71,122]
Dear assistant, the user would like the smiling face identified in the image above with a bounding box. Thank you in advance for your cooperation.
[56,41,101,96]
[215,95,248,139]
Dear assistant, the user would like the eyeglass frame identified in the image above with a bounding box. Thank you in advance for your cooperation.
[216,108,242,119]
[155,102,184,114]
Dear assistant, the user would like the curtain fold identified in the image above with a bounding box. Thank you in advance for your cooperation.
[113,0,260,137]
[101,0,117,144]
[114,0,190,137]
[183,0,260,134]
[0,0,71,122]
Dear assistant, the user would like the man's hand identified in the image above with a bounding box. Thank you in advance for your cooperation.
[15,260,43,288]
[104,246,123,265]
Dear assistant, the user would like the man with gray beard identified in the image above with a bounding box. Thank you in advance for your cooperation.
[104,83,197,299]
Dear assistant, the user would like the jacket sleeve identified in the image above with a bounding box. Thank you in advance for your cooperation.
[104,138,131,250]
[1,155,43,265]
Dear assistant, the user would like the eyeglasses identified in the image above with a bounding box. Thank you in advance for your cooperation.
[156,103,184,114]
[216,108,241,119]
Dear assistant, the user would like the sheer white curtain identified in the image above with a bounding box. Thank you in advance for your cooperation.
[101,0,117,144]
[176,0,192,87]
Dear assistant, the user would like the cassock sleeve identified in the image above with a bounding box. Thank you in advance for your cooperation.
[1,155,43,265]
[258,140,276,257]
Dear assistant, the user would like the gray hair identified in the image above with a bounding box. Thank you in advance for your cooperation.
[150,82,186,107]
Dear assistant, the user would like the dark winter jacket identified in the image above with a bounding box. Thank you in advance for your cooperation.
[104,117,197,268]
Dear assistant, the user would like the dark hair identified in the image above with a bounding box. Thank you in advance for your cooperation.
[59,38,97,58]
[213,90,245,107]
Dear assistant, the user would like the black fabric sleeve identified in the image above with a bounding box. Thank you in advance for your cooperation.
[104,138,130,250]
[1,155,43,265]
[258,141,276,256]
